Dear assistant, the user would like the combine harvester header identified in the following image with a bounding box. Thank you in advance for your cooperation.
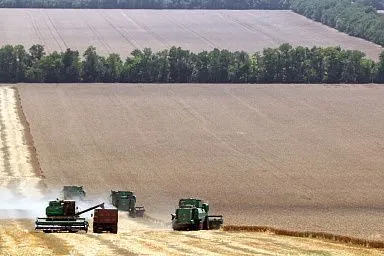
[35,199,104,233]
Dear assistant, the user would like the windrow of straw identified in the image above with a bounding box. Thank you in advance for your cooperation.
[223,225,384,248]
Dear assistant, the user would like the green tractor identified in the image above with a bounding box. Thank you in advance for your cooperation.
[171,198,223,231]
[62,185,86,200]
[35,199,104,233]
[110,191,145,217]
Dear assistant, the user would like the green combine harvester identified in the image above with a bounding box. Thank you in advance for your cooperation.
[171,198,223,231]
[110,190,145,217]
[35,200,104,233]
[62,185,86,200]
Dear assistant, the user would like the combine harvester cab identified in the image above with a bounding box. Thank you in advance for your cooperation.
[62,185,86,200]
[35,200,104,233]
[110,190,145,217]
[171,198,223,231]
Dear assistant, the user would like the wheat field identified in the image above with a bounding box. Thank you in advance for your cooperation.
[0,9,382,60]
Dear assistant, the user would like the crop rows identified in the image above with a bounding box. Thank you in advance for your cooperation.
[0,9,382,60]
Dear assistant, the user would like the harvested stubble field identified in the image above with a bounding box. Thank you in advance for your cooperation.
[14,83,384,245]
[2,218,384,255]
[0,9,382,60]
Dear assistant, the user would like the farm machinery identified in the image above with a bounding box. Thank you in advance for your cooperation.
[110,190,145,217]
[62,185,86,200]
[93,208,118,233]
[35,199,104,233]
[171,198,223,231]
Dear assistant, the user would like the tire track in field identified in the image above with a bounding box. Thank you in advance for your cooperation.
[109,91,168,185]
[180,232,273,255]
[168,90,282,187]
[161,14,217,49]
[135,232,222,255]
[11,220,72,255]
[171,88,316,203]
[44,11,68,50]
[99,10,138,49]
[170,231,255,255]
[223,88,317,202]
[0,220,70,255]
[51,233,119,256]
[219,11,281,44]
[27,11,45,46]
[77,10,112,54]
[120,11,170,49]
[41,10,64,52]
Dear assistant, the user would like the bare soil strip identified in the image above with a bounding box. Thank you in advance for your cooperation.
[0,10,382,60]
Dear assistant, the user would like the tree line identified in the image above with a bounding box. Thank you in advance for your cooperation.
[1,44,383,84]
[290,0,384,46]
[0,0,290,9]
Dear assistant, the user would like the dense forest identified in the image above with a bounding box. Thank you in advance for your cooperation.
[0,0,290,9]
[1,44,383,84]
[290,0,384,46]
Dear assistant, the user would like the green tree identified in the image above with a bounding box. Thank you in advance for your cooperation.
[261,48,280,82]
[0,45,17,83]
[29,44,45,64]
[39,52,64,82]
[121,49,143,82]
[377,52,384,83]
[169,46,193,82]
[82,46,102,82]
[104,53,123,82]
[322,47,343,83]
[61,48,81,82]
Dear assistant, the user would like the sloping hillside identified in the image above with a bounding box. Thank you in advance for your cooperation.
[0,10,382,60]
[17,83,384,240]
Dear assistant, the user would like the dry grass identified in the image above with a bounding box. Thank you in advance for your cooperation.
[0,9,382,60]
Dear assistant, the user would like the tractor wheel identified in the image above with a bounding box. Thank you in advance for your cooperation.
[112,224,118,234]
[193,222,201,231]
[93,224,99,233]
[203,218,209,230]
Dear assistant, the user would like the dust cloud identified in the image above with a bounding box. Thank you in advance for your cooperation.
[0,188,47,219]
